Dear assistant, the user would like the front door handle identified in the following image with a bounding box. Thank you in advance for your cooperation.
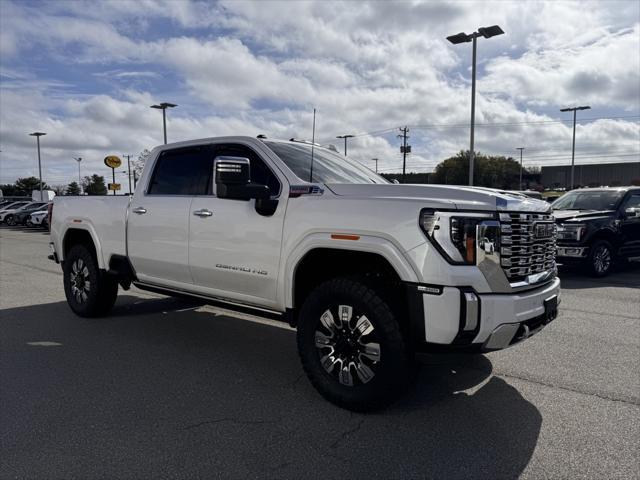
[132,207,147,214]
[193,209,213,217]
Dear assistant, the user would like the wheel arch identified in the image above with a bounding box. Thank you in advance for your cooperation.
[590,228,620,252]
[284,234,419,311]
[61,226,104,269]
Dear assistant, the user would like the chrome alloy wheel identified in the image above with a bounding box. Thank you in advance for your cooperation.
[314,305,381,386]
[69,258,91,304]
[593,244,612,274]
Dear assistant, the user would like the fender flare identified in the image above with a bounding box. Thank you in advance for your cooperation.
[282,232,421,309]
[59,223,106,269]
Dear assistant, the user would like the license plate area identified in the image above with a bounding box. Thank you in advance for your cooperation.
[544,295,558,323]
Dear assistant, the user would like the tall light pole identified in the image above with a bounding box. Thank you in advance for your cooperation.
[150,102,177,144]
[560,105,590,190]
[336,134,354,156]
[29,132,46,201]
[447,25,504,186]
[516,147,524,190]
[372,158,378,173]
[73,157,83,194]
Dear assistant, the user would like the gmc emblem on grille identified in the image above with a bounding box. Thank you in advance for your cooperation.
[534,222,554,239]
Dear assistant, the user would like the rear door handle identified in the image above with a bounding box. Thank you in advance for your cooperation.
[193,209,213,217]
[132,207,147,214]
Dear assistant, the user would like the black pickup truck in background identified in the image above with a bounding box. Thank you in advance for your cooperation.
[552,187,640,276]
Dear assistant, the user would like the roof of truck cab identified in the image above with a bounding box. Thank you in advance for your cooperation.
[154,136,334,152]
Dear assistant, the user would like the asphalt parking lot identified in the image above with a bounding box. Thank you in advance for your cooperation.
[1,226,638,479]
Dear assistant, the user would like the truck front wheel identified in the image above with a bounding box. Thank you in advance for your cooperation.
[587,240,613,277]
[297,278,414,411]
[63,244,118,317]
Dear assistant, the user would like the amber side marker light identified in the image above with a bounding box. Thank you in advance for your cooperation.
[331,234,360,241]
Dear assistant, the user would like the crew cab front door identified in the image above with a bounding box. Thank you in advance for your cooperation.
[619,192,640,258]
[188,142,286,308]
[128,145,212,286]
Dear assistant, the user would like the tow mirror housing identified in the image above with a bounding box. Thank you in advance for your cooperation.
[214,156,271,202]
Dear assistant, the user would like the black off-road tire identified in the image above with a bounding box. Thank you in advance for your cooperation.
[586,240,614,277]
[297,278,414,411]
[63,244,118,317]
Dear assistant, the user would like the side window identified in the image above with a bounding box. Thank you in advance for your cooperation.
[214,144,281,195]
[622,193,640,211]
[148,146,212,195]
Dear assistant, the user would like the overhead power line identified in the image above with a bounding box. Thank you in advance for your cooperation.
[321,115,640,142]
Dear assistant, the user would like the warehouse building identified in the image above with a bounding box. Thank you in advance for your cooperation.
[541,162,640,188]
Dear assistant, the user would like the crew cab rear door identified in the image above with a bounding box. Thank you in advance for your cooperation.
[188,142,287,307]
[127,145,212,286]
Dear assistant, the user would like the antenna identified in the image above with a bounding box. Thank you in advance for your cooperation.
[309,108,316,182]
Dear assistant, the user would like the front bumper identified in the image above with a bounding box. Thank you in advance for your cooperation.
[410,277,560,353]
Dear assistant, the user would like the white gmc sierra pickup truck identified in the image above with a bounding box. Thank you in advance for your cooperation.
[49,136,560,410]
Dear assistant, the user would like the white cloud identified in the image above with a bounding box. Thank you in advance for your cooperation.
[0,0,638,186]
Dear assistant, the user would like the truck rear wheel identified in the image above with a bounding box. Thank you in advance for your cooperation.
[63,244,118,317]
[297,278,414,411]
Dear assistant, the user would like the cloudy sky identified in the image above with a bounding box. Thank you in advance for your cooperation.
[1,0,639,190]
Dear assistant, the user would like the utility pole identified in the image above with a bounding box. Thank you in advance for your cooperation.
[29,132,46,201]
[336,134,354,156]
[398,127,410,183]
[372,158,378,173]
[516,147,525,190]
[560,105,590,189]
[122,154,133,194]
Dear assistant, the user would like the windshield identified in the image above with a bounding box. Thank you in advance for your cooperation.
[552,190,624,211]
[3,202,29,210]
[264,141,388,184]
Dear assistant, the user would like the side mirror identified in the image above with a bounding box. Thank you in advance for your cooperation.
[214,156,270,201]
[215,156,250,186]
[625,207,640,217]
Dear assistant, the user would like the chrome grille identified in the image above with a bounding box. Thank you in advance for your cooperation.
[499,212,556,282]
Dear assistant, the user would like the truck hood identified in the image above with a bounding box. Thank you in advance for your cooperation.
[553,209,614,222]
[325,184,551,212]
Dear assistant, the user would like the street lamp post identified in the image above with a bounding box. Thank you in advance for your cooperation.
[560,106,591,190]
[516,147,524,190]
[336,134,354,156]
[29,132,46,201]
[150,102,178,144]
[447,25,504,186]
[73,157,82,194]
[372,158,378,173]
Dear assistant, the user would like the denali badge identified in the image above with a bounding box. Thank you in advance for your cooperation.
[534,222,554,239]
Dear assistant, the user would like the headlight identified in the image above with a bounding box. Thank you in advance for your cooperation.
[556,223,586,241]
[420,209,494,265]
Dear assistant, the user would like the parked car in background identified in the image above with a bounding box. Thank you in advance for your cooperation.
[28,210,49,229]
[552,187,640,276]
[0,201,33,224]
[12,202,49,226]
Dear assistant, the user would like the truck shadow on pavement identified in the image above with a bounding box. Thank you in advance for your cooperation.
[1,295,541,479]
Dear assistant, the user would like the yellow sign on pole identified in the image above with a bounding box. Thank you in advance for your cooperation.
[108,183,121,191]
[104,156,122,169]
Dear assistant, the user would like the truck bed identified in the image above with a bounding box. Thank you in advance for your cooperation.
[51,196,131,268]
